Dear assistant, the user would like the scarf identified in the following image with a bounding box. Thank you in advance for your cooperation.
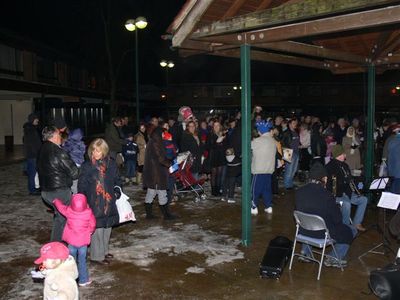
[92,157,112,215]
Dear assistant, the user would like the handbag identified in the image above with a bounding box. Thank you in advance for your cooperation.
[114,186,136,223]
[369,262,400,300]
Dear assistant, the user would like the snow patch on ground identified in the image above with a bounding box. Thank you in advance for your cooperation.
[110,224,244,268]
[185,266,205,274]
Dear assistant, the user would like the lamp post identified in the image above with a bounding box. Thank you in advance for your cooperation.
[160,60,174,99]
[125,17,148,124]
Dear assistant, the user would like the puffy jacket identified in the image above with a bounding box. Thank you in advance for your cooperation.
[53,194,96,247]
[37,141,79,191]
[63,128,86,166]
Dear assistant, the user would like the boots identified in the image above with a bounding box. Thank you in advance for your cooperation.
[159,204,177,220]
[145,203,157,219]
[136,172,142,185]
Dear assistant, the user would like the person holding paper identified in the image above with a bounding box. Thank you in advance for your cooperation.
[326,144,368,232]
[387,124,400,194]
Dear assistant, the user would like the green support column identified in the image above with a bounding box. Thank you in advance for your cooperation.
[241,44,252,246]
[365,64,375,197]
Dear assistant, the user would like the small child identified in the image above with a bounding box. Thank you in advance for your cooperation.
[221,148,241,203]
[162,130,178,204]
[34,241,79,300]
[122,133,138,184]
[53,193,96,287]
[63,128,86,193]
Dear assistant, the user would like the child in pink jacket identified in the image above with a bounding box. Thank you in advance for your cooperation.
[53,193,96,287]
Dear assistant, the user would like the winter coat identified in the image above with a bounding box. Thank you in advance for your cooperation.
[134,131,147,166]
[295,183,354,244]
[342,136,361,171]
[78,157,120,228]
[37,141,79,192]
[206,133,227,168]
[143,127,171,190]
[180,131,203,173]
[282,129,300,154]
[53,194,96,247]
[326,158,354,198]
[251,133,276,174]
[42,255,79,300]
[311,132,327,159]
[122,140,138,162]
[62,129,86,166]
[23,122,42,159]
[104,123,125,154]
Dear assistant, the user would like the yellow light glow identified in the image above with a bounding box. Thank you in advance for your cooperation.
[160,60,167,67]
[125,19,136,31]
[135,17,148,29]
[167,61,174,68]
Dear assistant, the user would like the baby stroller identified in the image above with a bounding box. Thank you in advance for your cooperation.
[173,151,207,202]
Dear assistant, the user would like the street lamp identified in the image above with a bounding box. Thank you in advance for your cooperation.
[160,60,174,99]
[125,17,148,124]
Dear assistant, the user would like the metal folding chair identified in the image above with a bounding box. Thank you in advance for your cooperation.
[289,210,344,280]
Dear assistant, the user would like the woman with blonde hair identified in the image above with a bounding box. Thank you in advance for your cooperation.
[78,138,120,265]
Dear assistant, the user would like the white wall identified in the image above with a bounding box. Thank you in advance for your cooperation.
[0,100,33,145]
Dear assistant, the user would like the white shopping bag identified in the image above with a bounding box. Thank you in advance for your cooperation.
[34,172,40,189]
[115,187,136,223]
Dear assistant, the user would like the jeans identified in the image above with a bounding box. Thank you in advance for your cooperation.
[26,158,37,193]
[68,245,89,284]
[336,193,368,226]
[301,225,357,259]
[251,174,272,209]
[167,175,176,204]
[283,152,299,189]
[224,176,237,199]
[125,160,136,178]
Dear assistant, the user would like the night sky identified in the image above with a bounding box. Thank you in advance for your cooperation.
[0,1,397,90]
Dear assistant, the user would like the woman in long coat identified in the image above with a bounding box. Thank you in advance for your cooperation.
[143,127,176,220]
[342,126,362,173]
[134,123,147,184]
[78,138,120,265]
[180,121,203,180]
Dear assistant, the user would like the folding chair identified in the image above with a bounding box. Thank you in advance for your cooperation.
[289,210,344,280]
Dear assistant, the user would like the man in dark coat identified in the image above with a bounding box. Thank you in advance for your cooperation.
[295,162,357,267]
[104,117,125,159]
[37,126,79,241]
[143,127,176,220]
[23,113,42,195]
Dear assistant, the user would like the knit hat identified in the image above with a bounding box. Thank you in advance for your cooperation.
[256,121,273,135]
[332,144,345,158]
[34,242,69,264]
[309,162,328,180]
[49,118,67,131]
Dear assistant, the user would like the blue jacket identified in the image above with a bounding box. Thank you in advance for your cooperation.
[388,134,400,178]
[123,141,138,161]
[63,129,86,166]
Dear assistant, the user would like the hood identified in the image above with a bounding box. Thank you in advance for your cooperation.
[68,128,83,141]
[70,193,88,212]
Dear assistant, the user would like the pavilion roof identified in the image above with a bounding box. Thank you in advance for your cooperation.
[165,0,400,74]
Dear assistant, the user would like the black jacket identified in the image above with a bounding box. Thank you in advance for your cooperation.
[23,122,42,159]
[326,158,353,198]
[295,183,353,244]
[37,141,79,191]
[78,157,120,228]
[180,131,203,173]
[311,132,327,159]
[206,133,227,168]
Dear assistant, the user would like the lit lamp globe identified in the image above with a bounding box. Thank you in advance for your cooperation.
[125,19,136,31]
[135,17,148,29]
[167,61,175,68]
[160,60,167,67]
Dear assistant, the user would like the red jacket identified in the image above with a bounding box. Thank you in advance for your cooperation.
[53,194,96,247]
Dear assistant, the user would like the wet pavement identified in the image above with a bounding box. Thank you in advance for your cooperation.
[0,161,396,299]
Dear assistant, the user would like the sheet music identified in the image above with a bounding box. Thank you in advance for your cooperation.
[369,178,389,190]
[377,192,400,210]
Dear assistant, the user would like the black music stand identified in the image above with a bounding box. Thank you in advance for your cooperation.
[358,178,396,260]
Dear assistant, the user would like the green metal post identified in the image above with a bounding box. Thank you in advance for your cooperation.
[365,64,375,195]
[241,44,252,246]
[135,29,140,124]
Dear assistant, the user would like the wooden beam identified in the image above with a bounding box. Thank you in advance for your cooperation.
[256,0,273,11]
[222,0,247,19]
[167,0,197,33]
[172,0,214,47]
[255,41,367,64]
[331,67,367,74]
[192,0,400,38]
[195,5,400,45]
[212,48,330,70]
[370,31,393,60]
[374,31,400,59]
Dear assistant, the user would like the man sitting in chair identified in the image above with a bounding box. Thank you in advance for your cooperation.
[295,163,357,267]
[326,144,368,232]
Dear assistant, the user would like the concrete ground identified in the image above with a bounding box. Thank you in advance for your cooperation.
[0,161,396,300]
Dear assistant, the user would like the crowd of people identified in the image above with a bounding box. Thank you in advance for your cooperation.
[21,104,400,298]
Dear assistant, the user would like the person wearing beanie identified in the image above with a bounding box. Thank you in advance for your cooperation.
[23,112,42,195]
[295,162,357,267]
[250,121,276,215]
[34,241,79,299]
[326,144,368,232]
[53,194,96,286]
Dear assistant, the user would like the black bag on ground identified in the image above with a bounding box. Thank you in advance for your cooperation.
[260,236,292,279]
[369,262,400,300]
